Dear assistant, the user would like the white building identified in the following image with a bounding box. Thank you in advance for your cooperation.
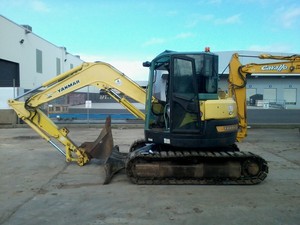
[0,15,83,109]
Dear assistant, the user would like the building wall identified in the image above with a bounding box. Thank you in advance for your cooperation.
[216,51,300,109]
[0,15,83,109]
[219,77,300,109]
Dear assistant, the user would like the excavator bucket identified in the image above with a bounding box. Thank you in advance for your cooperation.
[79,116,114,161]
[79,116,127,184]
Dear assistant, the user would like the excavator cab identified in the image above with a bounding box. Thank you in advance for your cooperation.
[143,50,237,148]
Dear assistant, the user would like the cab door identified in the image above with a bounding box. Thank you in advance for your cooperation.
[169,56,201,133]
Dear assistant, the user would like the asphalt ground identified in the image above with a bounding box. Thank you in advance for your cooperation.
[0,127,299,225]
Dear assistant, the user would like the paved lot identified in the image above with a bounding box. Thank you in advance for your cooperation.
[0,127,299,225]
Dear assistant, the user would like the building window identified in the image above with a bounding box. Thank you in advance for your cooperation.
[56,58,61,75]
[36,49,43,73]
[70,64,74,69]
[284,88,296,105]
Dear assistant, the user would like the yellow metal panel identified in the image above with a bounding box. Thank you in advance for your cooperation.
[201,98,237,120]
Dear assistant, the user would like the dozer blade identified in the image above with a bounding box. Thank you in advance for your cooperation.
[103,146,127,184]
[79,116,127,184]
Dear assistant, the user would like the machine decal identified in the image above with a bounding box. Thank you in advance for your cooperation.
[58,80,80,93]
[261,64,288,72]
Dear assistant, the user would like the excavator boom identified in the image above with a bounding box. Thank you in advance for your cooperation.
[228,53,300,141]
[8,62,146,165]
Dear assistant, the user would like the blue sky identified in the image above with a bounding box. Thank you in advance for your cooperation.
[2,0,300,80]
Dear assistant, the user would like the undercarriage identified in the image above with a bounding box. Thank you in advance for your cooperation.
[103,142,268,185]
[126,144,268,185]
[87,118,268,185]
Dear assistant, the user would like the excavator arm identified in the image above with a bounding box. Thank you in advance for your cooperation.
[8,62,147,166]
[228,53,300,141]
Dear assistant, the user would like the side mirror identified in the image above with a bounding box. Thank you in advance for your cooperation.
[143,61,151,67]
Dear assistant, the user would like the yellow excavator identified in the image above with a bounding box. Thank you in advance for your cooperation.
[8,50,300,184]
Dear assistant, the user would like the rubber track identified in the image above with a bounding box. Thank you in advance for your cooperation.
[126,148,268,185]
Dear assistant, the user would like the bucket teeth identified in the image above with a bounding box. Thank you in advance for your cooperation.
[79,116,114,161]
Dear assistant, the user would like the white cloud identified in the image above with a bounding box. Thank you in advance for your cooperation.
[197,0,222,5]
[247,44,292,53]
[30,0,50,13]
[186,14,214,28]
[208,0,222,4]
[187,13,241,28]
[79,54,148,81]
[175,32,194,39]
[215,14,241,25]
[142,32,194,48]
[3,0,50,12]
[167,10,178,16]
[77,54,107,63]
[107,60,149,81]
[280,7,300,28]
[142,38,166,47]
